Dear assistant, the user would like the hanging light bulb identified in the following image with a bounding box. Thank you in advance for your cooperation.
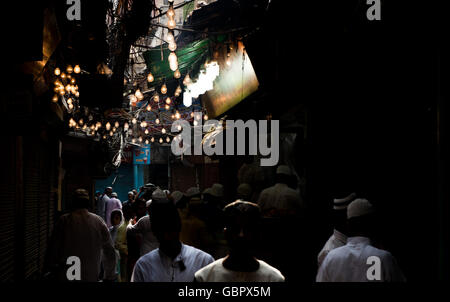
[52,95,58,103]
[135,89,144,101]
[132,138,136,143]
[168,52,178,71]
[165,104,170,110]
[66,65,73,74]
[115,121,119,128]
[141,121,148,128]
[146,104,152,111]
[132,118,137,124]
[161,84,167,94]
[154,94,160,102]
[159,137,163,143]
[54,68,61,76]
[67,98,72,105]
[171,114,175,119]
[175,111,181,119]
[167,6,175,18]
[166,30,175,43]
[162,128,166,134]
[166,97,171,105]
[145,139,149,144]
[177,124,182,131]
[155,118,160,124]
[79,119,84,125]
[106,122,111,130]
[74,65,81,74]
[139,137,143,143]
[174,69,181,79]
[82,124,87,131]
[96,122,102,129]
[168,42,177,52]
[124,122,129,130]
[109,130,114,136]
[147,72,154,82]
[190,112,195,118]
[60,72,66,79]
[183,74,191,86]
[193,120,198,126]
[68,103,74,110]
[112,127,116,132]
[70,78,76,84]
[90,125,95,130]
[167,17,176,30]
[75,91,80,97]
[204,114,209,121]
[151,137,155,143]
[166,137,171,143]
[145,129,149,135]
[65,84,71,92]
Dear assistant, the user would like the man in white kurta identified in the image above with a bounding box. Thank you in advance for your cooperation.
[316,198,405,282]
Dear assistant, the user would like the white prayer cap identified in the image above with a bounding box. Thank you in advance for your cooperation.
[170,191,184,204]
[111,192,118,198]
[146,200,152,207]
[186,187,200,197]
[347,198,375,219]
[152,188,167,201]
[276,165,292,176]
[333,192,357,210]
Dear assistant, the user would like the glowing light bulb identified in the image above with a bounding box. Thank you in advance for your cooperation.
[168,42,177,52]
[154,94,160,102]
[191,112,194,117]
[124,122,129,130]
[65,84,71,92]
[151,137,155,143]
[161,84,167,94]
[174,69,181,79]
[167,7,175,18]
[132,118,137,124]
[79,119,84,125]
[141,121,148,128]
[166,137,170,143]
[171,114,175,119]
[112,127,116,132]
[135,89,144,101]
[74,65,81,74]
[204,114,209,121]
[145,139,149,144]
[168,52,178,71]
[96,122,102,129]
[75,91,80,97]
[66,65,73,74]
[167,17,176,29]
[183,90,192,107]
[226,57,231,66]
[90,125,95,130]
[68,103,74,110]
[71,78,76,84]
[67,98,72,105]
[166,97,171,105]
[162,128,166,134]
[106,122,111,130]
[145,129,149,135]
[147,73,154,82]
[175,111,181,119]
[183,74,191,86]
[146,104,152,111]
[132,138,136,143]
[159,137,163,143]
[165,104,170,110]
[193,120,198,126]
[166,30,175,43]
[177,124,182,131]
[115,121,119,128]
[139,137,143,142]
[155,118,160,124]
[83,124,87,130]
[54,68,61,76]
[52,95,58,103]
[60,72,66,79]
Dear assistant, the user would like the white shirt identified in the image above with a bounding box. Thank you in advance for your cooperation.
[195,258,285,282]
[317,229,347,267]
[257,183,303,214]
[131,244,214,282]
[127,215,159,256]
[105,197,122,228]
[316,236,406,282]
[47,209,117,281]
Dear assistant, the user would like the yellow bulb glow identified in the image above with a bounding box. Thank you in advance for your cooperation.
[162,128,166,134]
[166,30,175,43]
[106,122,111,130]
[166,137,170,143]
[60,72,66,79]
[54,68,61,76]
[154,94,160,102]
[65,84,71,92]
[124,122,129,130]
[161,84,167,94]
[145,139,149,144]
[167,7,175,18]
[175,111,181,119]
[75,91,80,97]
[66,65,73,74]
[52,95,58,103]
[67,98,72,105]
[174,69,181,79]
[132,118,137,124]
[204,114,208,121]
[193,120,198,126]
[165,104,170,110]
[151,137,155,143]
[166,97,171,105]
[167,17,176,29]
[74,65,81,74]
[159,138,163,143]
[146,104,152,111]
[183,74,191,86]
[79,119,84,125]
[71,78,76,84]
[147,73,154,82]
[145,129,149,135]
[115,121,119,128]
[68,103,74,110]
[168,42,177,52]
[155,118,160,124]
[132,138,136,143]
[139,137,143,142]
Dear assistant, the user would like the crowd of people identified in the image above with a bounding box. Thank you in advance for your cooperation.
[44,164,406,282]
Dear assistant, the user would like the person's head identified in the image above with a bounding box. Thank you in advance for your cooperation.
[132,189,137,196]
[346,198,376,238]
[236,183,252,201]
[105,187,113,197]
[332,192,357,234]
[122,202,134,221]
[149,199,182,257]
[275,165,292,185]
[203,184,224,205]
[95,191,101,198]
[72,189,90,210]
[133,198,147,219]
[170,191,185,207]
[110,209,122,227]
[127,191,134,201]
[111,192,118,199]
[223,200,262,256]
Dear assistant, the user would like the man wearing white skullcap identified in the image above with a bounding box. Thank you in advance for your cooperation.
[316,198,406,282]
[257,165,304,217]
[317,192,357,267]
